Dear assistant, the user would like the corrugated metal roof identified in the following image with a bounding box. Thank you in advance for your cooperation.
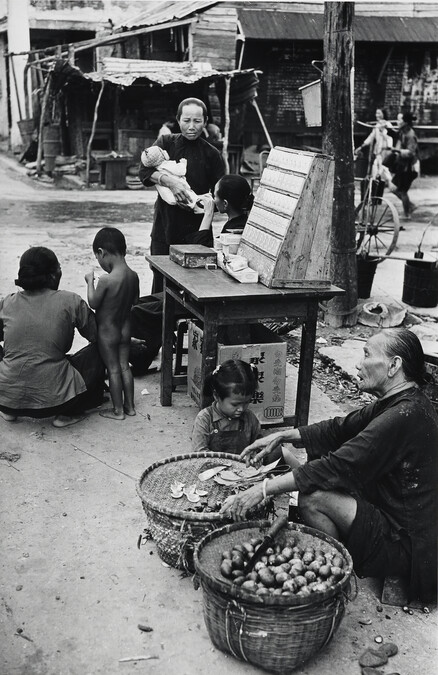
[84,57,256,87]
[115,1,217,30]
[238,10,438,42]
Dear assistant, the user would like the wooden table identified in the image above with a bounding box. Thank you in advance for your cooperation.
[147,256,344,427]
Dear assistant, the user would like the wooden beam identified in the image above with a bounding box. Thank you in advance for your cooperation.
[222,75,231,174]
[7,18,196,61]
[322,2,357,327]
[86,80,105,187]
[36,72,51,175]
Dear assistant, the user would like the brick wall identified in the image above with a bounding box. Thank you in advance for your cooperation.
[242,40,438,148]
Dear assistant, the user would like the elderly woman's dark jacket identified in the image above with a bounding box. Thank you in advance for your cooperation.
[295,387,438,603]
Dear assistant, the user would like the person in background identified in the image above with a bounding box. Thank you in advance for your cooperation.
[85,228,139,420]
[221,328,438,604]
[355,108,394,183]
[389,112,420,220]
[139,97,225,293]
[205,123,223,152]
[157,120,174,139]
[191,359,262,454]
[0,247,105,428]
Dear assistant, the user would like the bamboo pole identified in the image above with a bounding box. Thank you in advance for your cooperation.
[10,55,23,120]
[370,254,438,263]
[222,75,231,174]
[86,80,105,187]
[36,72,51,175]
[250,99,273,148]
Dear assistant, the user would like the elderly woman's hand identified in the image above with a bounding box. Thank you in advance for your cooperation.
[220,483,264,521]
[240,432,285,468]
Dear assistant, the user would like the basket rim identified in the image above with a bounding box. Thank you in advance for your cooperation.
[136,451,253,523]
[193,520,354,608]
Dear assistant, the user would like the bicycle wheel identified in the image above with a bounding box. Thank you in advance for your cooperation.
[355,196,400,257]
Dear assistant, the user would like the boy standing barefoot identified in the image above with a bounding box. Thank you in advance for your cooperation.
[85,228,139,420]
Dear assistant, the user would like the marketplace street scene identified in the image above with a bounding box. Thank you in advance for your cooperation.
[0,1,437,674]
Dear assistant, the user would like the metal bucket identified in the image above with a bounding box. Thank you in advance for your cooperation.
[402,261,438,308]
[17,118,35,146]
[357,255,380,299]
[298,79,321,127]
[43,125,61,172]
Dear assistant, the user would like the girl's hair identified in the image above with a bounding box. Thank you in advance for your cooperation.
[15,246,60,290]
[376,107,388,120]
[176,97,208,121]
[92,227,126,255]
[216,175,254,212]
[203,359,258,400]
[383,328,428,386]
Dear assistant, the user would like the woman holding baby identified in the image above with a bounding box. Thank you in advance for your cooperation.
[139,97,225,292]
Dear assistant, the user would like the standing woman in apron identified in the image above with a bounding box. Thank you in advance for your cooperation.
[191,360,262,454]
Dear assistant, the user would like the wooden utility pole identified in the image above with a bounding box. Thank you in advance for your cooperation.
[322,2,357,327]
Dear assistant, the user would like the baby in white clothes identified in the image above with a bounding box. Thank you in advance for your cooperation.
[141,145,202,210]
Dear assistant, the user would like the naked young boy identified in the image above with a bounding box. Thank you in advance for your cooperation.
[85,227,139,420]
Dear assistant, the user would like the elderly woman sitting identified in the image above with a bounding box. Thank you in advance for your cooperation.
[0,247,105,428]
[221,328,438,604]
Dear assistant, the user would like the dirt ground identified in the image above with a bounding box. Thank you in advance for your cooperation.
[0,154,437,675]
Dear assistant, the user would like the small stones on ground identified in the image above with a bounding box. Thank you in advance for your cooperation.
[362,668,383,675]
[62,512,67,517]
[137,623,153,632]
[408,608,414,615]
[378,642,398,657]
[16,585,23,591]
[402,605,409,613]
[358,648,388,668]
[423,606,430,614]
[376,604,383,612]
[385,614,391,619]
[16,628,23,634]
[374,635,383,644]
[358,617,372,625]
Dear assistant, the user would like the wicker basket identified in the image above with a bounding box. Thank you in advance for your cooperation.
[136,452,270,571]
[193,520,354,674]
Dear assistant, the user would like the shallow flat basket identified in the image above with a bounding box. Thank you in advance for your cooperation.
[136,452,268,571]
[193,520,354,674]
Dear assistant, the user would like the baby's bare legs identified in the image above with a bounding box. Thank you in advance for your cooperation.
[120,339,135,415]
[98,338,125,420]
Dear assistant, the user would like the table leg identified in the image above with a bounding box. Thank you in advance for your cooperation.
[200,308,219,409]
[295,301,318,426]
[161,283,175,406]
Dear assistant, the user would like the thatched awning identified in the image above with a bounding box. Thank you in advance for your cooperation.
[84,57,257,89]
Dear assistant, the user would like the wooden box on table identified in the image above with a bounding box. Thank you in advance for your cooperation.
[169,244,217,268]
[238,147,335,288]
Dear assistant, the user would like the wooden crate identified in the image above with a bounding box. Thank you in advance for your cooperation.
[238,147,335,288]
